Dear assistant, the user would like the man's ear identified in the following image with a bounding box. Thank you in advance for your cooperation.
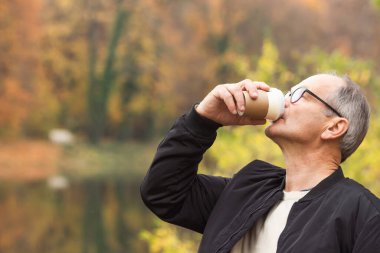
[321,118,349,140]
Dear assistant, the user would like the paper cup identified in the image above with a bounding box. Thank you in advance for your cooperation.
[243,88,285,120]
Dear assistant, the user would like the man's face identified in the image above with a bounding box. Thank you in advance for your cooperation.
[265,74,344,146]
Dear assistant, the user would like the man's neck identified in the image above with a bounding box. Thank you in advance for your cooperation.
[282,148,340,192]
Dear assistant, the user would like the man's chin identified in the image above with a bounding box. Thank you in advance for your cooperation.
[264,119,283,139]
[265,124,285,146]
[264,123,275,138]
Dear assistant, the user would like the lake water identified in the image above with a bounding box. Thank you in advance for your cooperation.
[0,178,154,253]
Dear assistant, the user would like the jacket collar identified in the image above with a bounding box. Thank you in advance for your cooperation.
[296,167,345,202]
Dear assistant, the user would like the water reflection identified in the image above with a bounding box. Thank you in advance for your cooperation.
[0,178,153,253]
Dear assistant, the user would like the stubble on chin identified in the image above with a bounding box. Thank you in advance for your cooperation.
[265,123,285,148]
[264,119,285,140]
[264,122,275,138]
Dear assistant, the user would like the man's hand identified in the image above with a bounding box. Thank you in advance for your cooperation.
[196,79,271,126]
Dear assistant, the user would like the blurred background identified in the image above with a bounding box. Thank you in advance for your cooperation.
[1,0,380,252]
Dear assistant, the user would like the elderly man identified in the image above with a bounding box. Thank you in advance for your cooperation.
[140,74,380,253]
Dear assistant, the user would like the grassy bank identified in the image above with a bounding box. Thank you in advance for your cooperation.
[59,140,161,181]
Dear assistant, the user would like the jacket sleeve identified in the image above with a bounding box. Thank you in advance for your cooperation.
[140,106,231,233]
[352,215,380,253]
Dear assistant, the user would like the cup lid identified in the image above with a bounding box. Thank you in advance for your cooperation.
[266,88,285,120]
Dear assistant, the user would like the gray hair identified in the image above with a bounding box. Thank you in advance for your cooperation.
[326,74,370,163]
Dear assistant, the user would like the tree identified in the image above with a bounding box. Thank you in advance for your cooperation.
[0,0,58,137]
[40,0,89,131]
[86,0,129,143]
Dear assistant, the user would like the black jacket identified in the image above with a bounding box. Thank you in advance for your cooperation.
[140,106,380,253]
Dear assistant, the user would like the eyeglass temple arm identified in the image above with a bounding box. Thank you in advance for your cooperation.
[306,90,342,117]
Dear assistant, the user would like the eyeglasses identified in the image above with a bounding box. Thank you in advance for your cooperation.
[285,86,343,117]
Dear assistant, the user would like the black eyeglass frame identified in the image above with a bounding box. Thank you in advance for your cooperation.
[286,87,343,117]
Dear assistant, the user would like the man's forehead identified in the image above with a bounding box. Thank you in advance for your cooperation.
[290,74,344,92]
[290,83,303,91]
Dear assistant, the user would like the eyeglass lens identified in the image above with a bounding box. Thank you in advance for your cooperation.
[290,87,305,103]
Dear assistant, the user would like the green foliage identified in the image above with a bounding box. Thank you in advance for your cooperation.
[297,49,375,82]
[296,49,380,112]
[248,37,293,88]
[373,0,380,9]
[344,119,380,196]
[200,126,283,177]
[140,222,201,253]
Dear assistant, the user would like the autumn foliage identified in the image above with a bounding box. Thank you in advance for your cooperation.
[1,0,380,141]
[2,1,380,253]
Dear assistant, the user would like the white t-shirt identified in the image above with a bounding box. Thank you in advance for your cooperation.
[230,190,309,253]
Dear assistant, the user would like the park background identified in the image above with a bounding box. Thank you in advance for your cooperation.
[1,0,380,252]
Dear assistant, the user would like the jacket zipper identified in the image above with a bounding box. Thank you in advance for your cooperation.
[215,190,281,253]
